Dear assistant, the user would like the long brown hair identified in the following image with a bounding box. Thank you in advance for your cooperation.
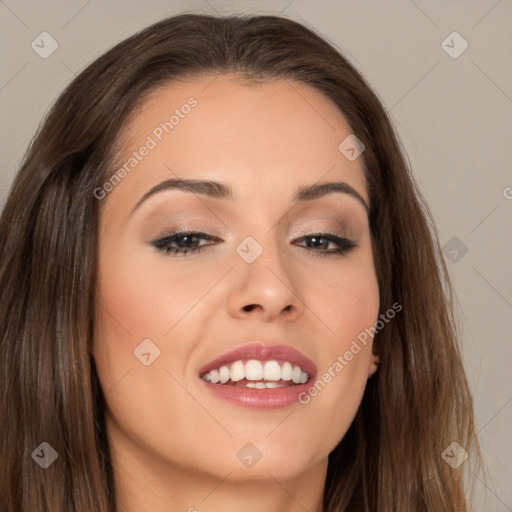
[0,12,483,511]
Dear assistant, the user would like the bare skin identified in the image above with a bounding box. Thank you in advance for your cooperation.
[93,73,380,512]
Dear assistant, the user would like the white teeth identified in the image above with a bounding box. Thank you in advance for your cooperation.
[230,360,245,381]
[262,360,281,381]
[245,360,263,380]
[281,361,293,380]
[201,359,310,386]
[264,382,285,388]
[245,382,287,389]
[292,365,302,384]
[219,365,230,384]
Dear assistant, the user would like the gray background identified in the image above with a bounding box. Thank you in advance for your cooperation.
[1,1,511,510]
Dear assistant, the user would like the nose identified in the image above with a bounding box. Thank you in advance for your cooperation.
[226,236,306,323]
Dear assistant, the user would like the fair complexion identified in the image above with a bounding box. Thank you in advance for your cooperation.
[93,73,380,512]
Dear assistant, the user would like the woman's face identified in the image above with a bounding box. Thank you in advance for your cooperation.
[93,73,380,485]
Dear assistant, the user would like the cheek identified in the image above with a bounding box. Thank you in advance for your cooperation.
[309,245,380,343]
[95,246,210,341]
[92,249,208,465]
[312,271,378,394]
[296,251,379,446]
[92,243,222,408]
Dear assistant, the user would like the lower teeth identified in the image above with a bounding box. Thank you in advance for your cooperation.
[244,382,287,389]
[216,379,292,388]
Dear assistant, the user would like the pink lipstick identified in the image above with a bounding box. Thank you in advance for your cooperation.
[198,342,317,409]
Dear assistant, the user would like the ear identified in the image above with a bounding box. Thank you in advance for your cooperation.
[367,352,380,378]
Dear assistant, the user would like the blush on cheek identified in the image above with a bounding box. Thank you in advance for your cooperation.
[96,260,160,336]
[325,286,379,344]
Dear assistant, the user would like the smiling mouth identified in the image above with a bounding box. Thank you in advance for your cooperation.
[200,359,310,388]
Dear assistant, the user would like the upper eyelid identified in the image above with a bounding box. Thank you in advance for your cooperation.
[139,201,363,232]
[153,217,356,236]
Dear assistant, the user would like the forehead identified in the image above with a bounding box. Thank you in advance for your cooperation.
[105,73,368,211]
[123,73,355,151]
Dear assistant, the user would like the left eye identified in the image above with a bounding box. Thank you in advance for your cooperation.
[293,233,357,256]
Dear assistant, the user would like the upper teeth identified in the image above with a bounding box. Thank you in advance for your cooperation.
[201,359,309,385]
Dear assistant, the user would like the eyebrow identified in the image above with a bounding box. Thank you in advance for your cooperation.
[130,178,369,215]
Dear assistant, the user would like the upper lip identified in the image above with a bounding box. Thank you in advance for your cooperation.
[198,342,317,379]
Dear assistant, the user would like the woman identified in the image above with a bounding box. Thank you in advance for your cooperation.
[0,12,483,511]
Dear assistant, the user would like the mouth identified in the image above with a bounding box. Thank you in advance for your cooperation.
[198,343,316,409]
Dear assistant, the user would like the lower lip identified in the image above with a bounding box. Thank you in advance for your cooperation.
[200,379,313,409]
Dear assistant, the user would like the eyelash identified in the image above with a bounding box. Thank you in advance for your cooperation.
[152,229,358,258]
